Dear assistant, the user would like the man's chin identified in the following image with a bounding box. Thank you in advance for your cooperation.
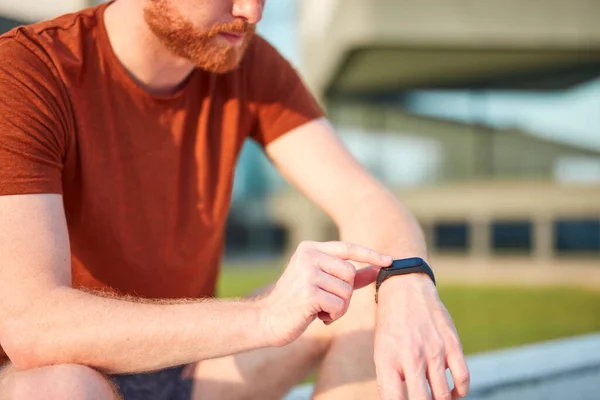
[190,49,246,74]
[194,54,240,73]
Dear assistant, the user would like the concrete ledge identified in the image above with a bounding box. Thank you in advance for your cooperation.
[466,333,600,399]
[284,333,600,399]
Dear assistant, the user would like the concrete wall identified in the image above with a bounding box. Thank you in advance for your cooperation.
[299,0,600,98]
[0,0,96,22]
[365,0,600,48]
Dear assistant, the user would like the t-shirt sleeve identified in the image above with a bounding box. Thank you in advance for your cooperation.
[0,33,70,196]
[244,36,324,147]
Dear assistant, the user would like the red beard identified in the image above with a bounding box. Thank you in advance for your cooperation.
[144,0,256,74]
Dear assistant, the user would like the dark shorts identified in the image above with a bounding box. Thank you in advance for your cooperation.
[110,365,194,400]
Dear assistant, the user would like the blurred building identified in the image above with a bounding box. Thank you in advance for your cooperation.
[267,0,600,262]
[270,107,600,261]
[299,0,600,99]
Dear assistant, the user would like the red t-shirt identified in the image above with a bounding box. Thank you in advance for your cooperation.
[0,3,322,362]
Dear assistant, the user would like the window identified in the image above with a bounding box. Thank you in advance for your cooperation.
[555,219,600,253]
[225,220,288,259]
[492,221,532,253]
[434,223,469,251]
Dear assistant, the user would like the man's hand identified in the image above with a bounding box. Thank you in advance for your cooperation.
[259,241,392,347]
[374,274,470,400]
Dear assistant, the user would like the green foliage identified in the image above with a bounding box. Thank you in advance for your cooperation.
[438,285,600,354]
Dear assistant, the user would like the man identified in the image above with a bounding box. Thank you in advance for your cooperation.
[0,0,470,399]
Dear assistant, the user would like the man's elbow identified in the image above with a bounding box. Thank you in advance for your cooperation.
[0,294,76,371]
[1,317,54,370]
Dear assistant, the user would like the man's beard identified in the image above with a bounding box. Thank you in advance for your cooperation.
[143,0,256,74]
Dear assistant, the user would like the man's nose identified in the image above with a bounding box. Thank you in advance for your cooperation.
[232,0,264,25]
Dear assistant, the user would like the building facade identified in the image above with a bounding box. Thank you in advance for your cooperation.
[267,0,600,263]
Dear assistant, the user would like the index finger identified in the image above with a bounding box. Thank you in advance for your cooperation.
[314,241,392,267]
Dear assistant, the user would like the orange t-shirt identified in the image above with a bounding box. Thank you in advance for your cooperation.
[0,3,322,362]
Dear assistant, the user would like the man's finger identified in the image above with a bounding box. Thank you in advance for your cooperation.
[314,241,392,266]
[427,359,451,400]
[316,269,353,301]
[354,265,379,289]
[317,311,333,324]
[376,367,406,400]
[316,289,347,321]
[317,254,380,289]
[447,345,470,398]
[405,363,430,400]
[316,254,356,285]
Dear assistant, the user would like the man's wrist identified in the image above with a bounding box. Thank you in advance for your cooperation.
[246,298,273,348]
[376,272,436,301]
[381,271,433,286]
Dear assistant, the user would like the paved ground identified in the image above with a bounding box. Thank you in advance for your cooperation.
[468,369,600,400]
[286,371,600,400]
[286,333,600,400]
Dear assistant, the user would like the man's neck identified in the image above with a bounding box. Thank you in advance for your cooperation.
[103,0,196,95]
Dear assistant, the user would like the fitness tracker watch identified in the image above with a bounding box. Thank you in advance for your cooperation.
[375,257,436,303]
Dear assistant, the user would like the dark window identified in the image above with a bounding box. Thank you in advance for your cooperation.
[492,221,532,253]
[225,219,288,259]
[434,223,469,251]
[555,219,600,253]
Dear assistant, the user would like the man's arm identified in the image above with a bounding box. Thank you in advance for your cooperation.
[265,118,426,260]
[266,118,471,399]
[0,194,268,374]
[0,193,391,374]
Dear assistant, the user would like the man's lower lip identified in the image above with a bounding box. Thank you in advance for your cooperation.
[220,33,244,43]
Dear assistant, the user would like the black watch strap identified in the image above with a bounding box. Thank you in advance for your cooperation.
[375,257,436,303]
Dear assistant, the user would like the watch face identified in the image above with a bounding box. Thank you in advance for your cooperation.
[390,257,424,269]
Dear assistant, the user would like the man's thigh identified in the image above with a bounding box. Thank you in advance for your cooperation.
[0,362,9,386]
[188,283,379,400]
[190,319,332,400]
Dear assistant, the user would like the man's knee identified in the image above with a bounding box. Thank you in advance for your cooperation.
[1,363,120,400]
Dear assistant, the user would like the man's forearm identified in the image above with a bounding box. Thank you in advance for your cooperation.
[343,190,470,400]
[4,287,267,374]
[338,188,428,262]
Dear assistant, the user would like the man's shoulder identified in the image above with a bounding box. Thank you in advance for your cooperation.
[0,29,56,82]
[0,4,106,75]
[1,4,103,43]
